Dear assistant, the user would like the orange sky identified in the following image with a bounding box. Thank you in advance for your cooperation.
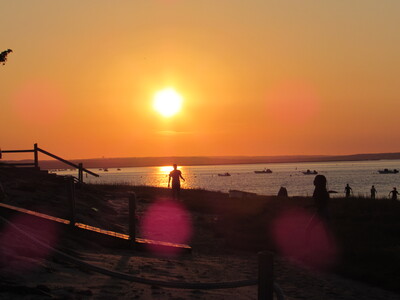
[1,1,400,160]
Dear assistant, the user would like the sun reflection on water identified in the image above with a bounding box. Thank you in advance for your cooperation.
[159,166,174,174]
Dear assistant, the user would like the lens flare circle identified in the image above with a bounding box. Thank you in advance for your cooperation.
[153,88,183,117]
[271,208,338,271]
[140,198,192,256]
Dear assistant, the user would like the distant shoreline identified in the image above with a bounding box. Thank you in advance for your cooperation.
[3,152,400,169]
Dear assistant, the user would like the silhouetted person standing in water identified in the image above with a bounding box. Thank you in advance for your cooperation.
[388,187,399,201]
[168,164,185,199]
[344,184,352,198]
[370,185,377,199]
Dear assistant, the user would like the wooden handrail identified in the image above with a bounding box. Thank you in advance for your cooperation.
[3,163,35,166]
[1,149,35,153]
[1,144,99,179]
[37,147,99,177]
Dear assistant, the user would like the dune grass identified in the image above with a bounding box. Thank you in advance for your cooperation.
[108,185,400,292]
[329,197,400,291]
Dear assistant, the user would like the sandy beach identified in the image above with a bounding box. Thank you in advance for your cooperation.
[0,168,399,299]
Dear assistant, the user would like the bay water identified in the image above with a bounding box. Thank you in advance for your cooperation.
[55,159,400,198]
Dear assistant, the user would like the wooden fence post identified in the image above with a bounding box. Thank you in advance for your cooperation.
[78,163,83,184]
[129,193,137,247]
[67,177,76,227]
[258,251,274,300]
[34,143,39,169]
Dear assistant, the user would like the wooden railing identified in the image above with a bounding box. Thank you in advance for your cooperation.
[0,143,99,182]
[0,192,283,300]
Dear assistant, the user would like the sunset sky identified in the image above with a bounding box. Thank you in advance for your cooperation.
[1,1,400,160]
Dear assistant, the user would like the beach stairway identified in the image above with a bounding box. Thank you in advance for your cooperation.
[0,143,99,184]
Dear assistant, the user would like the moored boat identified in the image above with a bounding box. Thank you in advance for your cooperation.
[302,169,318,175]
[218,172,231,176]
[254,168,272,174]
[378,168,399,174]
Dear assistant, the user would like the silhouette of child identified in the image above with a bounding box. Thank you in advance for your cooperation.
[389,187,399,201]
[344,184,352,198]
[370,185,377,199]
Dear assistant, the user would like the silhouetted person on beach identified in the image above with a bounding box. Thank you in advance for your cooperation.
[344,184,352,198]
[388,187,399,201]
[277,186,288,197]
[306,175,331,248]
[370,185,377,199]
[310,175,330,223]
[168,164,185,199]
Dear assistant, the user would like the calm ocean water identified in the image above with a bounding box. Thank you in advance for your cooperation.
[55,160,400,198]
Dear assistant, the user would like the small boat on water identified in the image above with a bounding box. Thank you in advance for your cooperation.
[303,169,318,175]
[378,169,399,174]
[254,168,272,174]
[218,172,231,177]
[103,168,109,172]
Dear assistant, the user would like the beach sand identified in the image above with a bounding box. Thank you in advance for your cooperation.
[0,168,399,299]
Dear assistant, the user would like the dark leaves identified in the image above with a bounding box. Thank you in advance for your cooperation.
[0,49,13,65]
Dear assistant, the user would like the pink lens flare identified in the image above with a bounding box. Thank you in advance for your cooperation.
[271,208,338,271]
[0,214,60,273]
[11,80,67,125]
[265,81,320,124]
[140,198,192,256]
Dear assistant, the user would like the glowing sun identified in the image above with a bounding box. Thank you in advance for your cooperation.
[153,88,183,117]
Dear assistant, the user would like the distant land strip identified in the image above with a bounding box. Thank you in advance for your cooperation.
[2,153,400,170]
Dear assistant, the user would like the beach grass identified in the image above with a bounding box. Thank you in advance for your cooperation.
[330,197,400,291]
[103,185,400,292]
